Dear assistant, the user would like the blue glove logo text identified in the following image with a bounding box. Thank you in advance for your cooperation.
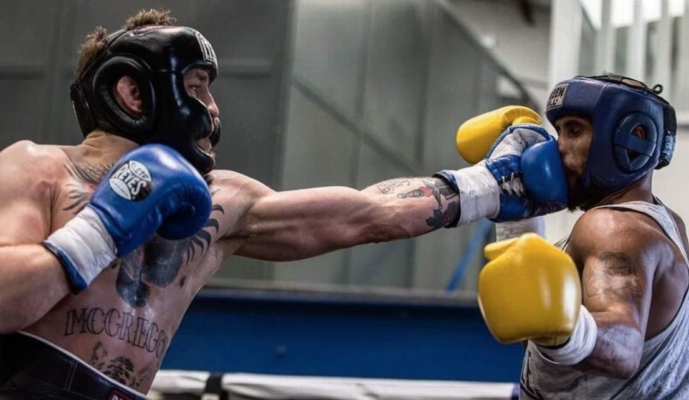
[109,161,153,201]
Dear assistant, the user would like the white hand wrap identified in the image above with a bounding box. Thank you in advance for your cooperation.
[43,207,117,292]
[535,305,598,365]
[443,164,500,225]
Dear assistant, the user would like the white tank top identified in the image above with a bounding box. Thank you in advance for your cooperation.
[520,200,689,400]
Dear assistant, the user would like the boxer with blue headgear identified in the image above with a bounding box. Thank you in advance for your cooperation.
[478,73,689,400]
[545,73,676,210]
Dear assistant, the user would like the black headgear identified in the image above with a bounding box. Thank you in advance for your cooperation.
[70,25,221,174]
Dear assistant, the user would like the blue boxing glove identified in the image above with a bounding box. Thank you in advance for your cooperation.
[485,125,568,221]
[43,144,212,292]
[436,124,567,224]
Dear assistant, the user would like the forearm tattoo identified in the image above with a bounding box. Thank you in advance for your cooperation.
[376,178,411,194]
[585,251,643,305]
[378,178,459,230]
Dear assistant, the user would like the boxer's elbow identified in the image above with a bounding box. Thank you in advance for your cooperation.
[576,339,643,379]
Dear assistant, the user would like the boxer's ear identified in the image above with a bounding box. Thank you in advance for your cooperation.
[628,125,647,159]
[631,125,646,139]
[113,76,143,116]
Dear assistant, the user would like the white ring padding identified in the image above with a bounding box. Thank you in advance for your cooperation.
[151,371,518,399]
[535,305,598,365]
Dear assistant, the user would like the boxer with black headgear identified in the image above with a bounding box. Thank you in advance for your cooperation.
[476,73,689,399]
[0,9,565,400]
[70,24,221,175]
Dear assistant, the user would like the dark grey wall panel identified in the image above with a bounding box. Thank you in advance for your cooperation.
[274,250,348,285]
[477,56,501,112]
[0,80,45,148]
[215,255,275,282]
[293,0,369,121]
[0,0,58,67]
[67,0,195,63]
[0,0,60,144]
[197,0,292,187]
[281,87,358,190]
[423,6,480,173]
[363,0,431,166]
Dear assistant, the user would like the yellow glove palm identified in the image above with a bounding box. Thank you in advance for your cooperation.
[456,106,541,164]
[478,233,581,346]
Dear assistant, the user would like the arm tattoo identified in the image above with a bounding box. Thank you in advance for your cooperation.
[374,178,459,229]
[397,178,459,230]
[427,202,459,230]
[376,178,411,194]
[585,251,643,304]
[397,179,457,205]
[395,178,459,230]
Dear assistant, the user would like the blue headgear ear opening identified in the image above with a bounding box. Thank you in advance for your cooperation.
[613,113,658,172]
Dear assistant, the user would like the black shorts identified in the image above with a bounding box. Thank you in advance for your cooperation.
[0,332,148,400]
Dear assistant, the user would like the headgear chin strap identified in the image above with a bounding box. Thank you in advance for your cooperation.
[70,25,220,174]
[545,73,676,194]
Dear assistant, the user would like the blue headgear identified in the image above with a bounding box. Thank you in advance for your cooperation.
[70,25,220,174]
[545,74,676,194]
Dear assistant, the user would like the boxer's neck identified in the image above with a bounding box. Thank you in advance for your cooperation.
[592,174,655,208]
[78,129,139,165]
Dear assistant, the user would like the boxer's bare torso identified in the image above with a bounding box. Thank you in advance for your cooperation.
[3,133,458,393]
[13,140,239,392]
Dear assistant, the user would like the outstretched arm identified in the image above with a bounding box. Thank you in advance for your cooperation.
[232,176,459,261]
[227,106,568,262]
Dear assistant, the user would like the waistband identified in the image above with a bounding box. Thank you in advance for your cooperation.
[0,332,148,400]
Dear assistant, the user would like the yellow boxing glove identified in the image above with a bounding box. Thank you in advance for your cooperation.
[478,233,581,347]
[456,106,541,164]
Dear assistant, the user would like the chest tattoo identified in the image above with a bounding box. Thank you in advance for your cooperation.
[117,204,225,308]
[62,162,111,213]
[61,161,226,307]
